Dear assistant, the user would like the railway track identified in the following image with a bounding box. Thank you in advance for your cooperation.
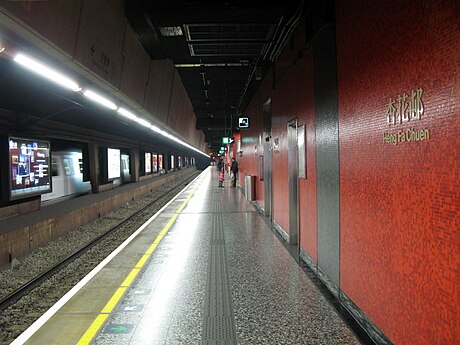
[0,170,199,343]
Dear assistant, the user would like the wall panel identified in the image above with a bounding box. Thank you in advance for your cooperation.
[0,0,82,56]
[144,59,175,126]
[313,25,340,288]
[74,0,125,86]
[120,25,150,106]
[336,1,459,343]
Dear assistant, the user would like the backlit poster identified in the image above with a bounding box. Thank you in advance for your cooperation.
[145,152,151,173]
[107,148,120,179]
[9,137,51,200]
[158,154,163,170]
[152,154,158,173]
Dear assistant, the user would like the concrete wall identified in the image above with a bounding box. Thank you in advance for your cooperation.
[0,0,207,151]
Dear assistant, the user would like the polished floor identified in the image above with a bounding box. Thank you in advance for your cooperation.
[14,167,363,345]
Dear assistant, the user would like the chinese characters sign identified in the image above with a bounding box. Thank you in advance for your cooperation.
[383,87,430,145]
[386,87,424,126]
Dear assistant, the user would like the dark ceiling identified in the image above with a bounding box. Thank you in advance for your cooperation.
[124,0,304,153]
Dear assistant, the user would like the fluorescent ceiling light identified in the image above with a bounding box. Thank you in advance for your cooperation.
[12,56,210,157]
[136,118,151,128]
[83,90,117,110]
[117,107,138,121]
[14,53,81,92]
[150,125,161,133]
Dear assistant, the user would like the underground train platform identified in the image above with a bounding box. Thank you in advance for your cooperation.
[0,1,458,344]
[8,167,366,345]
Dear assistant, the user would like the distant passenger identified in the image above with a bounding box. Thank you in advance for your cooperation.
[217,156,224,171]
[218,167,225,188]
[230,158,238,187]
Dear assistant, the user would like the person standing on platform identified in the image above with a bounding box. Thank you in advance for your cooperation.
[230,158,239,188]
[217,156,224,172]
[218,167,225,188]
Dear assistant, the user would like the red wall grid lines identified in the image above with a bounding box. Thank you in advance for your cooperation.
[336,1,459,344]
[240,0,459,343]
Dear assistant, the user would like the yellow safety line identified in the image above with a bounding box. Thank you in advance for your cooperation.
[121,268,140,287]
[145,242,158,255]
[101,287,127,313]
[76,314,108,345]
[76,182,200,345]
[135,254,150,269]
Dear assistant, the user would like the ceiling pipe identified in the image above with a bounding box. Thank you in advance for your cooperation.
[235,1,304,114]
[270,1,304,62]
[262,14,285,61]
[175,63,250,68]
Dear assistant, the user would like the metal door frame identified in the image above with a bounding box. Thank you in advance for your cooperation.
[287,118,299,245]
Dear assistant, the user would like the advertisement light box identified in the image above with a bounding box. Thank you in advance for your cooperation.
[107,148,121,179]
[145,152,152,173]
[9,137,51,200]
[158,154,163,170]
[152,154,158,173]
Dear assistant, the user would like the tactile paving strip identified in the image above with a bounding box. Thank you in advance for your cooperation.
[201,204,237,343]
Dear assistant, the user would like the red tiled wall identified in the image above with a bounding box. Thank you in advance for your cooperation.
[336,1,459,343]
[270,23,318,258]
[240,22,318,256]
[296,51,318,262]
[239,90,264,206]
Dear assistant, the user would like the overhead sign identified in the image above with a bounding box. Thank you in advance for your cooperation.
[238,117,250,129]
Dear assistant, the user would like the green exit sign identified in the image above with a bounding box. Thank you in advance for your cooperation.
[222,137,229,144]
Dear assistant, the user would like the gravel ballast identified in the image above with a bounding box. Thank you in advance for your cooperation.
[0,169,200,345]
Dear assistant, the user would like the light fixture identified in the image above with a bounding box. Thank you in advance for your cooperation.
[150,125,161,133]
[13,53,81,92]
[136,117,151,128]
[117,107,138,121]
[83,90,117,110]
[12,54,209,157]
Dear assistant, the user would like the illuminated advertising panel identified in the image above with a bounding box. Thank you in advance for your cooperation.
[170,155,175,169]
[107,148,120,179]
[178,156,182,168]
[152,154,158,173]
[158,154,163,170]
[145,152,151,174]
[9,137,51,200]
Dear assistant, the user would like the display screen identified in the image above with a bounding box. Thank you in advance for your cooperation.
[145,152,151,174]
[9,137,51,200]
[107,148,120,179]
[170,155,175,169]
[152,154,158,173]
[158,154,163,170]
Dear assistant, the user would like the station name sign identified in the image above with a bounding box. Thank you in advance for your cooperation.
[383,87,430,145]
